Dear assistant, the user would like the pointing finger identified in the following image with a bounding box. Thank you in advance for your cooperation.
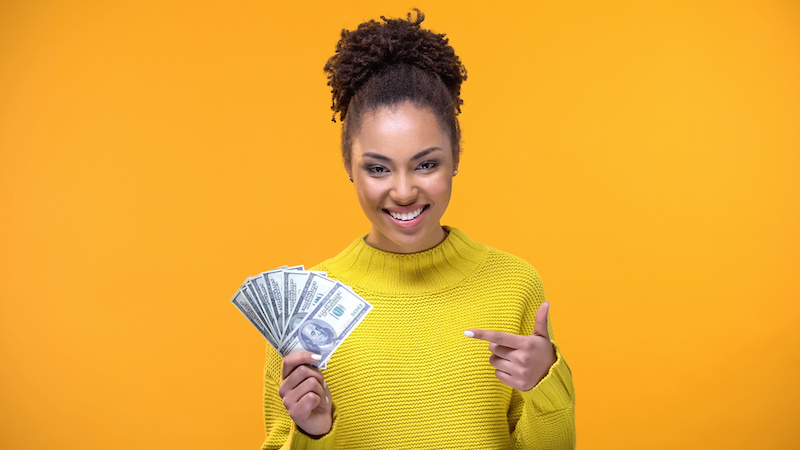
[464,329,527,348]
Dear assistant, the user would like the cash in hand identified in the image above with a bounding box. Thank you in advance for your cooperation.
[230,265,372,369]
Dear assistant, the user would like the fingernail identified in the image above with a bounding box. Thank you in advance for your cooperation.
[464,330,475,338]
[323,380,327,389]
[327,395,330,404]
[311,354,322,361]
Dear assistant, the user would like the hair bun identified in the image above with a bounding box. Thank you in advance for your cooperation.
[324,9,467,122]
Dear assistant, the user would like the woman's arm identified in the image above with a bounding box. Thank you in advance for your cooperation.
[507,339,576,449]
[466,304,575,449]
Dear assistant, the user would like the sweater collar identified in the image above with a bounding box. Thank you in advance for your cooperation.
[323,226,488,295]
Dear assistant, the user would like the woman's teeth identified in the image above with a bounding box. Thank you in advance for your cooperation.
[388,207,424,221]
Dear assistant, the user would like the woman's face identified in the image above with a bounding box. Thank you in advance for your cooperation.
[349,102,456,254]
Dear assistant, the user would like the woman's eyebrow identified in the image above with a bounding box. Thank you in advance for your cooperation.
[411,147,442,160]
[362,147,442,163]
[362,152,392,162]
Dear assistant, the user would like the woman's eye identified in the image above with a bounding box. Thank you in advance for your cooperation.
[419,161,438,170]
[367,165,387,174]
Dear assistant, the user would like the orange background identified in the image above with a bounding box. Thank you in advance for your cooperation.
[1,1,798,448]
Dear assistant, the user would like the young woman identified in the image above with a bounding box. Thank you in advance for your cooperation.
[262,11,575,449]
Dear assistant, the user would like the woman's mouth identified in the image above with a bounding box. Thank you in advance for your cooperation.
[383,205,429,226]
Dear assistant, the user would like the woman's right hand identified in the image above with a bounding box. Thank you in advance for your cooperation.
[278,352,332,437]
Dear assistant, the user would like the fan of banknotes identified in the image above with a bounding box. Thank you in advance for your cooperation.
[230,265,373,369]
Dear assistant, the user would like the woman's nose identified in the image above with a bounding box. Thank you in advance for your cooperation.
[390,173,418,205]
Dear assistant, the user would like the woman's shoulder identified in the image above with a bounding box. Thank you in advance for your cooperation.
[310,259,332,274]
[309,234,367,274]
[479,246,543,289]
[482,243,541,277]
[309,256,337,276]
[467,244,547,317]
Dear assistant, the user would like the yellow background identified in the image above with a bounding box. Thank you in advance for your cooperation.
[1,0,798,448]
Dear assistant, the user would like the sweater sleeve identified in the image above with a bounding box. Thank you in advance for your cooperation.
[507,340,576,449]
[506,266,576,449]
[261,346,338,450]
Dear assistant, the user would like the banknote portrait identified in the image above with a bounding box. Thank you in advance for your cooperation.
[297,319,338,356]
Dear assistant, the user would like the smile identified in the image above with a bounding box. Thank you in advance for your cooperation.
[384,205,428,222]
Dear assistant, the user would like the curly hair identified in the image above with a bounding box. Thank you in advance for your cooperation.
[323,9,468,168]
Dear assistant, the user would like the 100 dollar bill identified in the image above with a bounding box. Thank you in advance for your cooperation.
[278,282,372,367]
[284,272,338,338]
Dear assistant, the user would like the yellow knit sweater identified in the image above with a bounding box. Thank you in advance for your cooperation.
[262,227,575,449]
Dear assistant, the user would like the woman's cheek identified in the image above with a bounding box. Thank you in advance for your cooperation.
[358,179,386,213]
[428,175,453,201]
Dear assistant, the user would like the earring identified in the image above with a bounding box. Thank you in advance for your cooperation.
[452,170,458,176]
[349,177,353,182]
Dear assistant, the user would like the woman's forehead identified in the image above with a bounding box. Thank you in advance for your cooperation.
[353,103,451,160]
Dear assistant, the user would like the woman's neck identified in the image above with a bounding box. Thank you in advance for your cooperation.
[364,226,449,254]
[320,227,488,295]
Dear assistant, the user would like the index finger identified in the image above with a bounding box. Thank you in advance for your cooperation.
[281,352,323,379]
[464,329,527,348]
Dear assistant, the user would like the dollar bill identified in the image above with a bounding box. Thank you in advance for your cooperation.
[282,270,328,337]
[244,279,269,324]
[230,289,272,342]
[234,265,294,345]
[241,285,280,348]
[249,275,281,341]
[264,270,288,333]
[283,270,308,336]
[284,272,338,338]
[245,278,279,345]
[278,282,372,367]
[231,265,370,371]
[270,265,307,332]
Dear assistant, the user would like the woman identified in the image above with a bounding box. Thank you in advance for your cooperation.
[262,10,575,449]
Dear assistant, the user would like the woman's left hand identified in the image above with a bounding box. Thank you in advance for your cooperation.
[465,301,557,391]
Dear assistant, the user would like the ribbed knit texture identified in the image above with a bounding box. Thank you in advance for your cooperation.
[262,227,575,450]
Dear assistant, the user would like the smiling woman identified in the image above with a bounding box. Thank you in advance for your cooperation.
[261,10,576,449]
[351,103,455,254]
